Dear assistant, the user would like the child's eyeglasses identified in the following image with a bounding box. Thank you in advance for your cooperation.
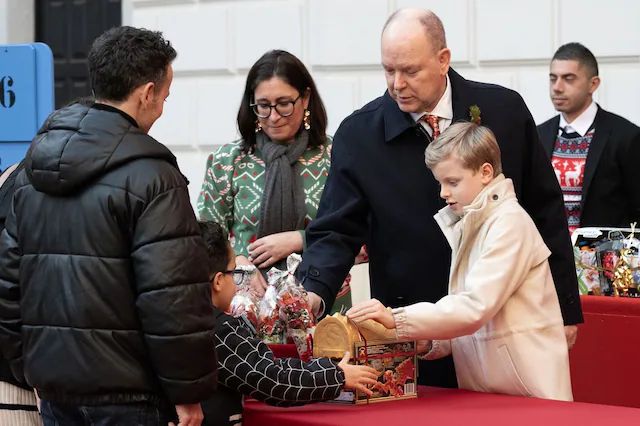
[223,269,250,286]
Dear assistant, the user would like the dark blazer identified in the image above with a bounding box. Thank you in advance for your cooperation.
[299,68,582,322]
[537,105,640,228]
[298,68,583,388]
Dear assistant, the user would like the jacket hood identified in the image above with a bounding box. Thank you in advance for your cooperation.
[25,103,179,195]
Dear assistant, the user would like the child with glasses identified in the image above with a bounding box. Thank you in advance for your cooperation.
[196,221,378,426]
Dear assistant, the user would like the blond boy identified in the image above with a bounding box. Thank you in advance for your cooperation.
[348,123,572,401]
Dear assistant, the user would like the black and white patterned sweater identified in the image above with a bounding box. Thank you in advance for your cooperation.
[202,311,345,425]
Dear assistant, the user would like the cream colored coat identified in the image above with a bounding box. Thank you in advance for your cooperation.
[393,175,572,401]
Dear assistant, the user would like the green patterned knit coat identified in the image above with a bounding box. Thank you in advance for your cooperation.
[197,136,351,311]
[197,137,331,255]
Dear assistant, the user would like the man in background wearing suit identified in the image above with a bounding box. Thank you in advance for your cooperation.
[298,8,583,388]
[538,42,640,232]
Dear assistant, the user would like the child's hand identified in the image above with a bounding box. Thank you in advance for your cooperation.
[416,339,433,355]
[172,403,204,426]
[338,351,379,396]
[346,298,396,329]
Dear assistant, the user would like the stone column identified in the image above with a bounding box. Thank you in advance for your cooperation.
[0,0,34,44]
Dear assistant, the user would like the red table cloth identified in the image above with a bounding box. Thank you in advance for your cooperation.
[570,295,640,407]
[244,386,640,426]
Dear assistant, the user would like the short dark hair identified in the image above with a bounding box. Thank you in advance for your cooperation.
[237,50,327,153]
[198,221,230,278]
[88,26,177,102]
[552,42,599,78]
[63,96,95,108]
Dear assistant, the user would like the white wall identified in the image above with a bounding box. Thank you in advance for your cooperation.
[0,0,637,203]
[122,0,640,207]
[0,0,34,44]
[1,0,635,299]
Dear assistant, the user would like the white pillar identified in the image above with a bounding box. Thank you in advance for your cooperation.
[0,0,34,44]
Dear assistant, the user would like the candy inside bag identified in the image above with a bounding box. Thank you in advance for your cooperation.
[280,291,315,330]
[279,281,315,361]
[574,246,599,295]
[594,234,639,297]
[230,288,259,329]
[257,283,285,343]
[229,265,260,328]
[270,255,315,330]
[287,328,315,362]
[271,254,316,359]
[257,255,301,344]
[231,254,317,352]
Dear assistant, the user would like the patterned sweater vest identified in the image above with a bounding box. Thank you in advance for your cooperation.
[550,129,595,234]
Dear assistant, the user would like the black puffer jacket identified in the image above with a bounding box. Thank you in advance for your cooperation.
[0,161,31,391]
[0,103,217,405]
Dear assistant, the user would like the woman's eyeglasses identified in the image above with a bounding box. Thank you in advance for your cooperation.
[250,94,302,118]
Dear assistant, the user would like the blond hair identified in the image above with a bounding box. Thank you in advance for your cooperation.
[425,122,502,176]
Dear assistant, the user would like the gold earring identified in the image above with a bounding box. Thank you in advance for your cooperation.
[303,109,311,130]
[255,119,262,133]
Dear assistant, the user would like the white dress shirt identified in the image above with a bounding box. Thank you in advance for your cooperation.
[410,74,453,137]
[558,101,597,136]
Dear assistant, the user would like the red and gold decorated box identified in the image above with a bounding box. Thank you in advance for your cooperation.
[313,313,418,404]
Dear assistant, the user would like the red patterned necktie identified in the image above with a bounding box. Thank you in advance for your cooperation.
[422,114,441,139]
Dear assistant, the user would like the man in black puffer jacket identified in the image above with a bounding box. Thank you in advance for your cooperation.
[0,161,41,424]
[0,27,217,425]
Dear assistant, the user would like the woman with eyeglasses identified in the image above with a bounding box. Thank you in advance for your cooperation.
[197,50,358,312]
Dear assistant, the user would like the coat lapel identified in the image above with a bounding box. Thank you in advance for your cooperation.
[581,106,611,210]
[382,91,418,143]
[450,69,471,122]
[540,116,561,157]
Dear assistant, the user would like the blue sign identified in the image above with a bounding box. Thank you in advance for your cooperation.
[0,43,54,171]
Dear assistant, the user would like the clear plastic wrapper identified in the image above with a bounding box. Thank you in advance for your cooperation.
[273,255,316,358]
[230,254,317,355]
[573,227,640,297]
[229,264,259,328]
[257,283,286,343]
